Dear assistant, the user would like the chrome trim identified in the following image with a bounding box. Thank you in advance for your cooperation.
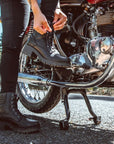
[60,3,81,7]
[18,73,48,85]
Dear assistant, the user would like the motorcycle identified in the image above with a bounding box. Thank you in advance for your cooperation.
[17,0,114,130]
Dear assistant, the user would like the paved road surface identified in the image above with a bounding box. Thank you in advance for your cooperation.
[0,95,114,144]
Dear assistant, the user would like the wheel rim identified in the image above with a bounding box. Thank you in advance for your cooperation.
[18,52,53,104]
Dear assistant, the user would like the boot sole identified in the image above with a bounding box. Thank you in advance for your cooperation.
[0,120,40,134]
[27,44,70,68]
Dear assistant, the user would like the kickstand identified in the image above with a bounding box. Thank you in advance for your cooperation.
[59,88,101,130]
[59,87,70,130]
[80,89,101,125]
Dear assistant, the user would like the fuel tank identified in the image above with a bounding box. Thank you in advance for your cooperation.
[87,0,109,4]
[60,0,109,5]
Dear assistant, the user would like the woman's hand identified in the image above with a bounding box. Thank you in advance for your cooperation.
[33,12,52,35]
[53,9,67,31]
[30,0,52,34]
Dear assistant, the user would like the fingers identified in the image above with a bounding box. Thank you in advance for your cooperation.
[53,22,66,30]
[33,9,67,34]
[34,26,47,35]
[43,21,52,33]
[53,14,58,24]
[34,20,52,35]
[53,17,67,30]
[53,10,67,31]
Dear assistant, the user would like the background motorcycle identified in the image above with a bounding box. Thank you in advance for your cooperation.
[17,0,114,129]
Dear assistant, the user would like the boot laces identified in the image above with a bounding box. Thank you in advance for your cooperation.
[46,31,59,57]
[11,95,22,120]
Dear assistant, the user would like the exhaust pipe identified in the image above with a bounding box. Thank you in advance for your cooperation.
[18,55,114,88]
[18,73,48,85]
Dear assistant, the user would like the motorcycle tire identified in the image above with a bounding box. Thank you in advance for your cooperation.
[17,45,60,113]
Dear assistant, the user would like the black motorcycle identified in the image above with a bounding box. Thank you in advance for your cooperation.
[17,0,114,130]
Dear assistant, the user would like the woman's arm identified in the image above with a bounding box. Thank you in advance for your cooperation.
[28,0,52,34]
[53,1,67,31]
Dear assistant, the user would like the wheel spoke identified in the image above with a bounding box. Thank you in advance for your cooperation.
[19,53,52,104]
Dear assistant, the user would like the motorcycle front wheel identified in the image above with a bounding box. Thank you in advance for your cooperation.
[17,45,60,113]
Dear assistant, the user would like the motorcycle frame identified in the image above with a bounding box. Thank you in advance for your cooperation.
[18,54,114,88]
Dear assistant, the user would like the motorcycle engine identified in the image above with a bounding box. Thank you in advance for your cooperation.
[97,3,114,36]
[58,1,114,84]
[87,37,114,69]
[97,10,114,36]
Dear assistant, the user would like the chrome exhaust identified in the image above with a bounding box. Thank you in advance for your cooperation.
[18,73,48,85]
[18,55,114,88]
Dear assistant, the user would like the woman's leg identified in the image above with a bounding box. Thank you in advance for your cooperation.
[41,0,58,22]
[0,0,40,133]
[1,0,30,92]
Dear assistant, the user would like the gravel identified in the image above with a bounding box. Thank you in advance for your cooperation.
[0,95,114,144]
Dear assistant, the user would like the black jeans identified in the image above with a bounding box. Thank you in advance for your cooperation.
[0,0,58,93]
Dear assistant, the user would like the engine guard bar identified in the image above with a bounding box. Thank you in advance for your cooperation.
[18,55,114,88]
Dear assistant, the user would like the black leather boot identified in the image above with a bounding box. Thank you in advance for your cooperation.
[26,28,70,67]
[0,92,40,133]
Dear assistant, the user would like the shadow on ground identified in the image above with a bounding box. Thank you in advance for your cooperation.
[0,115,114,144]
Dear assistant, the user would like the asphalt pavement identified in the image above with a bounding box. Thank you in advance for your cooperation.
[0,94,114,144]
